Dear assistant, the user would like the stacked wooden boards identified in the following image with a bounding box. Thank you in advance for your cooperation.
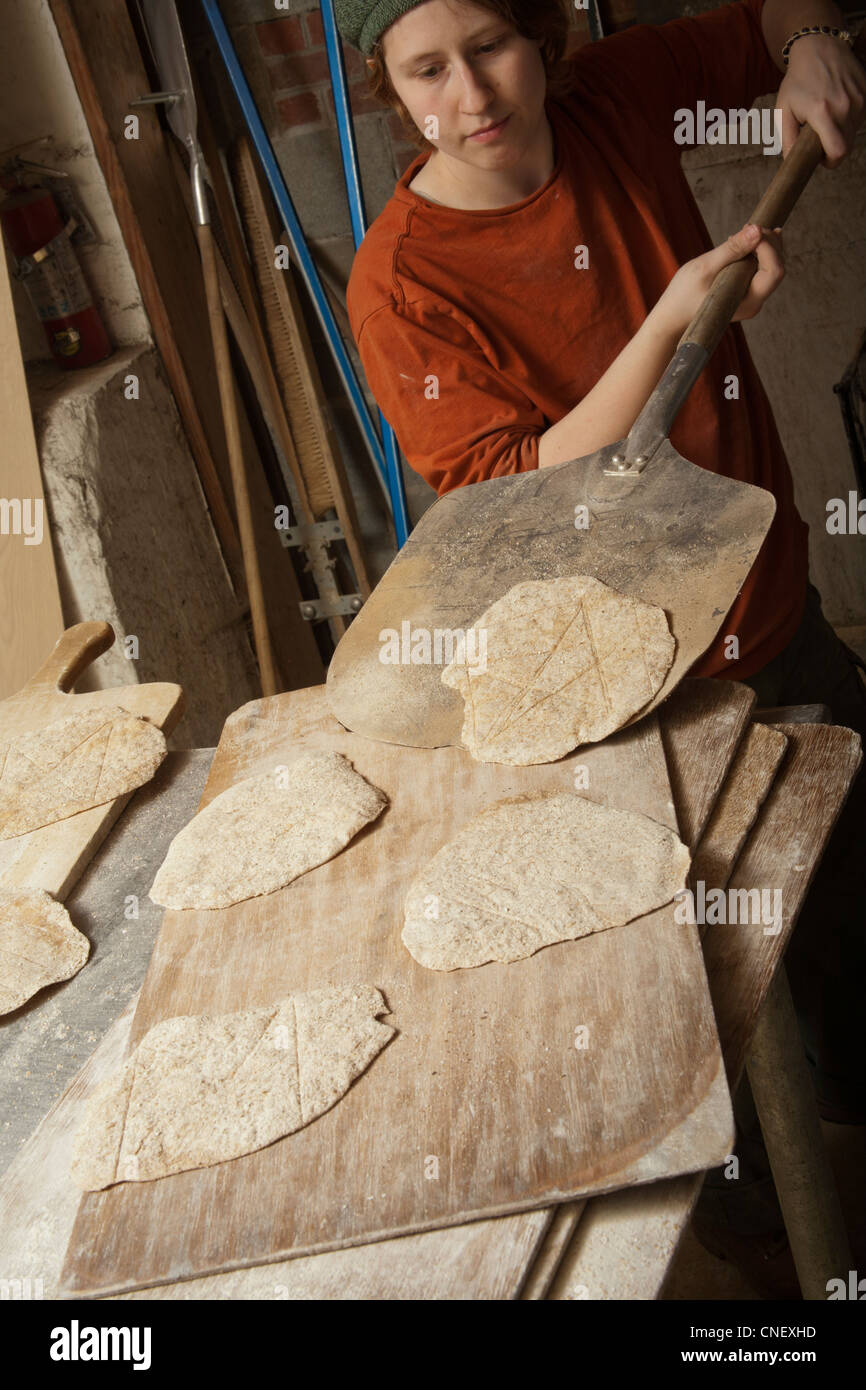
[0,622,183,899]
[61,683,737,1296]
[0,681,850,1299]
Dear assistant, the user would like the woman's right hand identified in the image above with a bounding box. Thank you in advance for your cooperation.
[654,222,785,337]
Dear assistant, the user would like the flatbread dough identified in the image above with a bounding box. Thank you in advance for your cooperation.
[0,887,90,1014]
[402,793,690,970]
[70,984,395,1190]
[0,705,166,839]
[150,750,388,909]
[441,575,675,764]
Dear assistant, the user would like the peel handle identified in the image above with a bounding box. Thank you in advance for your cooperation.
[620,26,865,471]
[685,25,866,358]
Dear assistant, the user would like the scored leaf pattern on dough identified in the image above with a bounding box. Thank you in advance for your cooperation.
[442,576,675,764]
[0,707,166,839]
[71,985,396,1190]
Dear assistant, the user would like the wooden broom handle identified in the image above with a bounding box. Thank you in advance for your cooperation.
[683,25,866,357]
[197,221,279,697]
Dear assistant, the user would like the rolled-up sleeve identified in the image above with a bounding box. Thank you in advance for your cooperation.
[355,295,547,496]
[572,0,780,138]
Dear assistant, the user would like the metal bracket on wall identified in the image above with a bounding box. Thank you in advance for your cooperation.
[278,519,363,621]
[282,517,344,547]
[130,90,181,108]
[298,595,363,621]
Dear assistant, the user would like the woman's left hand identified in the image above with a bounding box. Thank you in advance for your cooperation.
[777,33,866,165]
[656,223,785,337]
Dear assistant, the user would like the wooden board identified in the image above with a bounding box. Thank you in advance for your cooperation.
[0,677,749,1302]
[658,677,755,852]
[703,721,864,1094]
[6,704,852,1303]
[691,722,789,895]
[110,679,755,1303]
[543,704,806,1301]
[549,720,864,1303]
[233,138,372,600]
[60,684,733,1297]
[0,621,183,900]
[522,678,762,1299]
[0,247,64,700]
[116,718,863,1302]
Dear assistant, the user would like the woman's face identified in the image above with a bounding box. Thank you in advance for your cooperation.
[381,0,548,171]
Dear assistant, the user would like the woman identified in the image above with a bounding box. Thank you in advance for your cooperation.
[335,0,866,1271]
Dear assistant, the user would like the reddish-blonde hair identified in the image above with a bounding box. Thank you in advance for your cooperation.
[365,0,577,151]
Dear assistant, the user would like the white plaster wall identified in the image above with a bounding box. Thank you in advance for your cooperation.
[28,345,260,746]
[0,0,150,360]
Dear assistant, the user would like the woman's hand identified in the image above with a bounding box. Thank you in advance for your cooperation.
[653,223,785,338]
[777,33,866,166]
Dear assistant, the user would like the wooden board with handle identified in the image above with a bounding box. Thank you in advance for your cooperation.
[0,622,184,900]
[61,683,734,1297]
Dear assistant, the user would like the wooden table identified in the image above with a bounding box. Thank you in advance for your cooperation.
[0,680,859,1299]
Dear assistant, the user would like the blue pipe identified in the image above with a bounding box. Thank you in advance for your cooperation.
[320,0,410,546]
[200,0,409,541]
[320,2,366,248]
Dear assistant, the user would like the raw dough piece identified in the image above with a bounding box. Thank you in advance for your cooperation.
[0,887,90,1014]
[0,706,166,839]
[70,984,395,1189]
[441,575,675,764]
[403,793,690,970]
[150,750,388,909]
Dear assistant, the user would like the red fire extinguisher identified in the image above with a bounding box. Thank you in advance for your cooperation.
[0,184,111,369]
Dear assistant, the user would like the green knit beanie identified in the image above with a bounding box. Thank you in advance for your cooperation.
[334,0,430,56]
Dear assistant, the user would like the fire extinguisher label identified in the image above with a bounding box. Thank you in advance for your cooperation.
[19,232,92,321]
[53,326,83,356]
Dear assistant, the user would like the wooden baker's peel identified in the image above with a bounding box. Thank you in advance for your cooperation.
[0,621,183,899]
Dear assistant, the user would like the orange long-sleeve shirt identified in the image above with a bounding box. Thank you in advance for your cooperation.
[347,0,810,680]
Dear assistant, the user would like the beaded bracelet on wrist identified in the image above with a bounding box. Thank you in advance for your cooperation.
[782,24,853,67]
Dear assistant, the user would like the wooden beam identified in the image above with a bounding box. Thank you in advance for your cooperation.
[0,251,65,699]
[167,140,325,690]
